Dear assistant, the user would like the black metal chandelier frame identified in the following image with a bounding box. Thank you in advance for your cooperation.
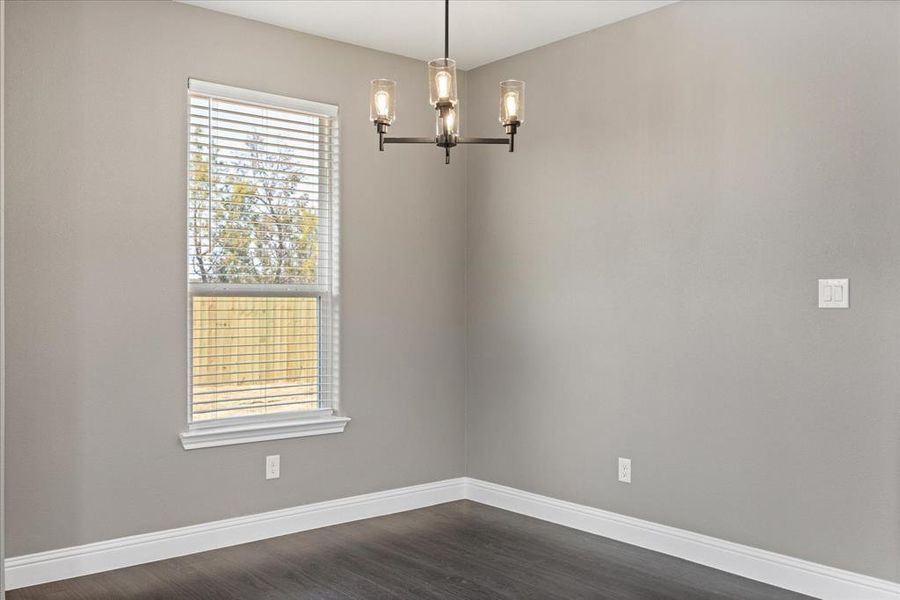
[370,0,522,164]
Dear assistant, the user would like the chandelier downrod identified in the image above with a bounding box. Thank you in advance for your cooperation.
[444,0,449,60]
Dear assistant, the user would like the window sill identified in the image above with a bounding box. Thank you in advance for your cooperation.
[180,414,351,450]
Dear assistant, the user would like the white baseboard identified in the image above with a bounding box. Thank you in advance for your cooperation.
[4,478,466,590]
[465,478,900,600]
[6,477,899,599]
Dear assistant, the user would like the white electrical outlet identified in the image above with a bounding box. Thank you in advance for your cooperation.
[618,457,631,483]
[265,455,280,480]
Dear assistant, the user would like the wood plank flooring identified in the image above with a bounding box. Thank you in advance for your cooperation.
[9,500,814,599]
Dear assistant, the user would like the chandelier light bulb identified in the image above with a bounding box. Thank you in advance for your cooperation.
[445,108,456,132]
[374,90,391,117]
[436,106,459,138]
[503,92,518,121]
[436,71,452,100]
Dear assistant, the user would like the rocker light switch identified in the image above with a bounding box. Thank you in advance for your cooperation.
[818,279,849,308]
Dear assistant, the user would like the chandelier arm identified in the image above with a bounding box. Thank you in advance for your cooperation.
[457,138,510,145]
[382,137,436,144]
[382,137,511,145]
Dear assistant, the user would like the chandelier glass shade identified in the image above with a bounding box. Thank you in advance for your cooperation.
[499,80,525,125]
[369,78,396,125]
[428,58,458,107]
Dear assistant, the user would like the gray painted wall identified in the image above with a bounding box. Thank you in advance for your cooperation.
[4,0,466,556]
[465,0,900,582]
[6,0,900,587]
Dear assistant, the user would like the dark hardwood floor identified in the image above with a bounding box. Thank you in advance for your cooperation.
[10,500,814,599]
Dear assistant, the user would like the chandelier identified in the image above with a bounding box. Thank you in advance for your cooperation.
[369,0,525,164]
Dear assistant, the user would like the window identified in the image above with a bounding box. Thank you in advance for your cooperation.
[180,80,346,450]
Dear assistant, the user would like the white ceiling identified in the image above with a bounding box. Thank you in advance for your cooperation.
[177,1,676,70]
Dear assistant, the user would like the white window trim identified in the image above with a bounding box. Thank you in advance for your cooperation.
[188,79,339,118]
[181,79,344,450]
[180,411,350,450]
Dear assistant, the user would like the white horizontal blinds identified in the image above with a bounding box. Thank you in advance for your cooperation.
[191,296,326,421]
[188,81,338,423]
[188,91,336,286]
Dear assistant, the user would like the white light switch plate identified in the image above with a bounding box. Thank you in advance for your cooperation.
[818,279,849,308]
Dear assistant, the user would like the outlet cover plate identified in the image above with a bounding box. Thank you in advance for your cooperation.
[266,455,280,480]
[618,457,631,483]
